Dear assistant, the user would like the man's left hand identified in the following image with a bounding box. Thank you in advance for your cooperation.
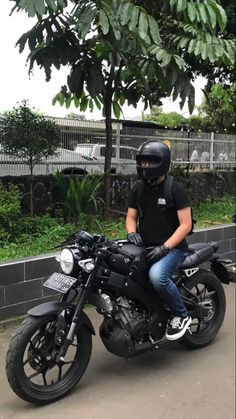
[147,245,169,264]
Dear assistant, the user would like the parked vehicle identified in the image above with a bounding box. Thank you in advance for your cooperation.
[6,231,231,404]
[75,143,138,174]
[0,147,102,177]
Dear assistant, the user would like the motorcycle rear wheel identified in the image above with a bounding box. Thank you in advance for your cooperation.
[6,314,92,404]
[180,270,226,348]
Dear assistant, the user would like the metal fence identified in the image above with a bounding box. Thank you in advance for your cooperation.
[0,116,235,176]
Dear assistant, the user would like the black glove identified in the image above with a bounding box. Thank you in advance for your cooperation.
[127,232,143,246]
[147,245,169,264]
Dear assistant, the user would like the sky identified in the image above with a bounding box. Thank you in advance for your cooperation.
[0,1,207,120]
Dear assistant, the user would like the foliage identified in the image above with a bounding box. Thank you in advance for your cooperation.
[146,81,236,133]
[200,83,236,133]
[1,100,61,214]
[0,195,234,261]
[0,183,21,244]
[10,0,236,208]
[64,112,86,120]
[1,100,60,173]
[193,195,235,227]
[54,172,104,224]
[145,106,187,128]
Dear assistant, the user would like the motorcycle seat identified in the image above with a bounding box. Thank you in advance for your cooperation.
[180,241,219,269]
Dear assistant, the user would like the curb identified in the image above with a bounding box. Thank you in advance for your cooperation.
[0,315,26,332]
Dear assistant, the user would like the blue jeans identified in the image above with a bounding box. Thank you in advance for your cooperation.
[149,248,188,317]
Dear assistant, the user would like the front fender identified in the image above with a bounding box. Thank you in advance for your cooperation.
[28,301,95,335]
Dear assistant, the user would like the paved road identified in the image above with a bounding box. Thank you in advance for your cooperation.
[0,284,235,419]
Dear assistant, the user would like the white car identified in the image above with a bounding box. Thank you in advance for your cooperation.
[0,147,102,177]
[75,143,138,175]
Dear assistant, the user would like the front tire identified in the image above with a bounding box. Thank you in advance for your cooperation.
[6,314,92,404]
[180,270,226,348]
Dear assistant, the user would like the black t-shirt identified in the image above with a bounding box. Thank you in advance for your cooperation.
[127,178,190,251]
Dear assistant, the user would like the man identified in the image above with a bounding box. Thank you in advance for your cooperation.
[126,140,192,341]
[190,147,200,171]
[218,150,228,169]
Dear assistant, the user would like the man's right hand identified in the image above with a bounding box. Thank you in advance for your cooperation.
[127,232,143,246]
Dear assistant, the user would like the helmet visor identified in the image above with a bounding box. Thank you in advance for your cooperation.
[137,156,162,168]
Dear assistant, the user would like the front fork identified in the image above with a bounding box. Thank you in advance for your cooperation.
[56,253,103,362]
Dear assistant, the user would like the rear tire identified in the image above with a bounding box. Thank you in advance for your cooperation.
[6,314,92,404]
[180,270,226,348]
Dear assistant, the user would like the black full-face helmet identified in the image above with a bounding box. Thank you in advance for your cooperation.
[136,140,171,180]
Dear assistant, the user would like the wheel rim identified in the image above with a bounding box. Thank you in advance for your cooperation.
[22,318,81,390]
[187,283,219,335]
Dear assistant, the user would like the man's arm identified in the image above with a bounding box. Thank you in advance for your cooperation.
[164,207,192,249]
[126,208,138,233]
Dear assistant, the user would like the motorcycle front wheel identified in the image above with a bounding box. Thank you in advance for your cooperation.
[180,270,226,348]
[6,314,92,404]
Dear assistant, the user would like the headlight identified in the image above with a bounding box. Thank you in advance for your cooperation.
[60,248,74,274]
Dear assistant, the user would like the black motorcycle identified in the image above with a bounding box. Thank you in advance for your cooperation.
[6,231,231,404]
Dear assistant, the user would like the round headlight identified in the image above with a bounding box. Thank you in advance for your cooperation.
[60,248,74,274]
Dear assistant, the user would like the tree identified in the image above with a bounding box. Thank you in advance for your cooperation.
[11,0,235,208]
[1,100,60,214]
[200,82,236,133]
[145,106,187,129]
[64,112,86,120]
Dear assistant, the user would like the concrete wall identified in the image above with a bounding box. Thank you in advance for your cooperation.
[0,224,235,321]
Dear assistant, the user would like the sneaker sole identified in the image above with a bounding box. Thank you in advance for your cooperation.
[165,317,192,341]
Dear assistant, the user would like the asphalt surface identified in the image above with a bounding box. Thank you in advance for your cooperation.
[0,284,235,419]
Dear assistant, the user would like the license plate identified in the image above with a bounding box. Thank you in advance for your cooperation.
[43,272,77,294]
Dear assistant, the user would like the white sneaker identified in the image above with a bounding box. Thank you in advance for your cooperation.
[166,316,192,341]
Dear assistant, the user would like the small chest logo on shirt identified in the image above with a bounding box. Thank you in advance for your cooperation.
[157,198,166,205]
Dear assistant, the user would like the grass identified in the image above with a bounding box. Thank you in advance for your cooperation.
[192,195,235,227]
[0,195,234,262]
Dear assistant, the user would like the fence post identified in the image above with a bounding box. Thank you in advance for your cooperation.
[210,132,214,170]
[116,122,121,173]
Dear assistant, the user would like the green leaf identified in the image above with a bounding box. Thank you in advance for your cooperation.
[147,15,161,44]
[35,0,46,15]
[197,2,207,24]
[65,96,71,109]
[204,2,216,28]
[160,53,172,67]
[106,8,121,40]
[155,47,167,61]
[46,0,57,12]
[194,40,203,56]
[120,2,133,25]
[94,97,102,110]
[99,9,109,35]
[208,0,227,31]
[187,1,196,22]
[177,37,189,49]
[113,101,121,119]
[57,0,67,8]
[139,12,148,40]
[74,96,80,108]
[25,0,36,17]
[177,0,186,13]
[173,54,186,70]
[214,44,223,58]
[128,6,139,31]
[208,44,216,63]
[187,39,195,54]
[205,32,212,43]
[201,43,208,60]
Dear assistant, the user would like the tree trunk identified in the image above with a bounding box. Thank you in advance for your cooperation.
[103,68,114,215]
[30,163,34,216]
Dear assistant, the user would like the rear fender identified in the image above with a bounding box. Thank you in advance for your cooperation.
[211,261,231,284]
[28,301,95,335]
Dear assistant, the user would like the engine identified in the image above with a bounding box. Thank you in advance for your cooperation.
[99,294,147,340]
